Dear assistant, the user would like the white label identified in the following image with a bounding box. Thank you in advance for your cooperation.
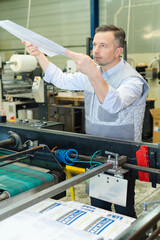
[154,126,159,132]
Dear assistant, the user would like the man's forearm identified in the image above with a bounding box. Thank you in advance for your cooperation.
[89,68,109,104]
[36,52,50,73]
[65,49,109,104]
[22,41,50,73]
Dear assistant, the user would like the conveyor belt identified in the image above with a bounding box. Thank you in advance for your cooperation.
[0,162,55,197]
[0,148,60,199]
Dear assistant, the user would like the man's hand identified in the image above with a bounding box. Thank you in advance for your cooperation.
[65,49,109,104]
[22,40,41,56]
[65,49,97,78]
[22,40,50,72]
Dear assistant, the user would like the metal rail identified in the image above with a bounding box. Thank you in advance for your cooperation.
[123,163,160,176]
[69,153,160,176]
[114,204,160,240]
[0,156,29,167]
[0,145,44,162]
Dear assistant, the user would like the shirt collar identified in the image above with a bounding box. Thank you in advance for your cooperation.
[99,58,124,77]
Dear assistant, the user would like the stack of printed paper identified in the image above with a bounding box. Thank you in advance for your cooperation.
[0,199,135,240]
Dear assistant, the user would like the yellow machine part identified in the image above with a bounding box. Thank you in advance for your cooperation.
[63,165,85,201]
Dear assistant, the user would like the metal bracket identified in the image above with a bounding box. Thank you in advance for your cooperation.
[8,131,23,150]
[142,200,160,213]
[104,151,128,178]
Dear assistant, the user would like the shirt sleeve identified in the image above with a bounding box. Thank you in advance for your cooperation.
[44,62,85,90]
[102,77,144,113]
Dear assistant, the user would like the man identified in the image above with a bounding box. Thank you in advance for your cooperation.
[23,25,149,218]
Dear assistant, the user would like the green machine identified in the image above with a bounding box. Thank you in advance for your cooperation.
[0,132,63,201]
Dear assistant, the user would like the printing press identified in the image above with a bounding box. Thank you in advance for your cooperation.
[0,123,160,240]
[0,54,49,121]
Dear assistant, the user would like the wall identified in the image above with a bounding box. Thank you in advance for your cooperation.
[0,0,160,107]
[99,0,160,107]
[0,0,90,69]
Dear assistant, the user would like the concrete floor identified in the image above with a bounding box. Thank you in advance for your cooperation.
[60,179,160,218]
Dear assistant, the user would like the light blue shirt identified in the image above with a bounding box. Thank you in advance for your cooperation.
[101,59,144,113]
[44,58,144,114]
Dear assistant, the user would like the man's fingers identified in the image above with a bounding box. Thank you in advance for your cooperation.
[22,40,30,45]
[65,49,79,60]
[22,40,38,48]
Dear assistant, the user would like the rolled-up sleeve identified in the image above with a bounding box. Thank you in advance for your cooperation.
[44,63,85,90]
[44,62,57,84]
[102,77,144,113]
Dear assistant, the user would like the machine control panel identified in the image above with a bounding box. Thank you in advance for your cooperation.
[32,76,45,103]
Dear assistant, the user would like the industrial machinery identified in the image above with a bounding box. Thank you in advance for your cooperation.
[0,54,48,121]
[0,124,160,239]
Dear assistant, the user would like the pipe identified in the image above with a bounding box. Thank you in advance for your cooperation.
[63,166,85,201]
[24,0,32,55]
[114,0,123,26]
[0,156,29,168]
[149,58,160,68]
[0,145,44,163]
[66,165,85,175]
[126,0,131,49]
[63,168,75,201]
[123,163,160,176]
[0,138,15,148]
[90,0,99,38]
[146,227,160,240]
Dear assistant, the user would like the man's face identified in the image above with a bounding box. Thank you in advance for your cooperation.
[93,31,122,71]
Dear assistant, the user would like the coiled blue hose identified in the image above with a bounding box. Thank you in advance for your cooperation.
[55,149,78,165]
[54,149,102,169]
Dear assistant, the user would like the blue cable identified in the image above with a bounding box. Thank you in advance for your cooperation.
[55,149,78,165]
[54,148,103,169]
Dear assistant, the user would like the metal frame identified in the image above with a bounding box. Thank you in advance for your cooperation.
[0,126,160,239]
[0,124,159,183]
[90,0,99,38]
[115,204,160,240]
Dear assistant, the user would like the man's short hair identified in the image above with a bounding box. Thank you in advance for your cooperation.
[95,25,125,48]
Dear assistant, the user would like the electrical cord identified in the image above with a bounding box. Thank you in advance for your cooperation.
[54,149,103,169]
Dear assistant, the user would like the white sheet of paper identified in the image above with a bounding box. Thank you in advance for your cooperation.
[0,20,66,57]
